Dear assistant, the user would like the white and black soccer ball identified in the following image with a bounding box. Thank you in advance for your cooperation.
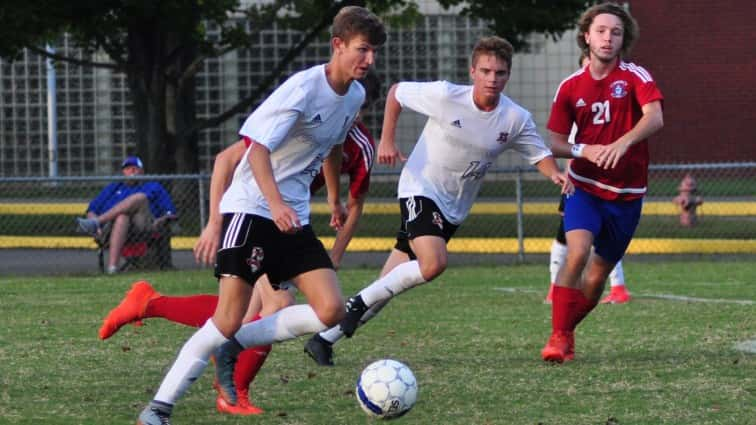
[355,359,418,419]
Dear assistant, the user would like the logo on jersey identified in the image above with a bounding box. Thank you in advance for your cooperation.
[610,80,629,98]
[576,98,586,107]
[311,114,322,124]
[451,119,462,128]
[432,212,444,230]
[497,132,509,144]
[246,247,264,273]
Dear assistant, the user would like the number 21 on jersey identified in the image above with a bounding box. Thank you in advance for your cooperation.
[591,100,611,124]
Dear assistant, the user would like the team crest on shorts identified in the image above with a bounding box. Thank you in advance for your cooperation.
[246,247,264,273]
[610,80,628,98]
[432,212,444,230]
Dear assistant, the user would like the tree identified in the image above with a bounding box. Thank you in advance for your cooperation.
[0,0,591,174]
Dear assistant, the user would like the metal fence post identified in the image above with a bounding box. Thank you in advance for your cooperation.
[198,175,207,232]
[515,167,525,262]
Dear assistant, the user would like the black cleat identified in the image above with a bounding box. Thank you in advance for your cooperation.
[339,295,367,338]
[304,334,335,366]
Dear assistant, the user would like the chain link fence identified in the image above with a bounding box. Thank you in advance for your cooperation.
[1,162,754,273]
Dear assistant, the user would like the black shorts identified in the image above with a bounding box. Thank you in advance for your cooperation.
[214,213,333,288]
[393,196,458,260]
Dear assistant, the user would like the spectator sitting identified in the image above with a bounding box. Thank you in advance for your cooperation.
[76,156,177,274]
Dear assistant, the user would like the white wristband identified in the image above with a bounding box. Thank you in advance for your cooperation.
[571,143,586,158]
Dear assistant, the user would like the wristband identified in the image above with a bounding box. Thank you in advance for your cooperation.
[571,143,585,158]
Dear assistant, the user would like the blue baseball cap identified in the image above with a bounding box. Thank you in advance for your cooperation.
[121,156,144,169]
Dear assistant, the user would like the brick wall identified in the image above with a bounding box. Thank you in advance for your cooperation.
[628,1,756,162]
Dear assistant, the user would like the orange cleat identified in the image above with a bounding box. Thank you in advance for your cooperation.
[544,283,556,304]
[214,381,263,415]
[541,331,575,363]
[600,285,631,304]
[98,280,161,340]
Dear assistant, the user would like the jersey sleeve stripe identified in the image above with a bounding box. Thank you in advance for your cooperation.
[620,62,651,83]
[552,68,584,102]
[349,126,375,171]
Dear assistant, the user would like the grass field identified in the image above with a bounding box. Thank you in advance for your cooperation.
[0,261,754,424]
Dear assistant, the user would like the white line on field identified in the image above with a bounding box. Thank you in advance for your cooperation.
[493,287,755,305]
[734,339,756,354]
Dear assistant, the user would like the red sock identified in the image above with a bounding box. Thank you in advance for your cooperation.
[144,295,219,327]
[551,286,582,333]
[234,315,272,392]
[571,291,598,329]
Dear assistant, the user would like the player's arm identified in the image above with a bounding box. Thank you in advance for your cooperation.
[597,100,664,169]
[329,191,366,270]
[248,140,300,234]
[323,144,345,231]
[378,83,406,167]
[194,140,247,264]
[534,155,572,195]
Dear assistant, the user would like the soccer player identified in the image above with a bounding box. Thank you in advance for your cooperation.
[135,7,386,424]
[545,52,631,305]
[541,2,664,363]
[100,76,378,413]
[304,35,569,366]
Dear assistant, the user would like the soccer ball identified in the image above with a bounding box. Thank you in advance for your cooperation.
[355,359,418,419]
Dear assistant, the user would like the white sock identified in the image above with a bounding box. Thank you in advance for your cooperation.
[235,304,326,348]
[318,299,390,344]
[549,240,567,283]
[609,260,626,287]
[154,319,228,405]
[359,260,426,306]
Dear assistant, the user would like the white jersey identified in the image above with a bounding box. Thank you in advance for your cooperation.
[395,81,551,224]
[220,64,364,223]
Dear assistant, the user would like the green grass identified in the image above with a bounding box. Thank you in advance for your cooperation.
[0,262,754,424]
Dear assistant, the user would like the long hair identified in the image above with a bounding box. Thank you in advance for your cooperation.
[576,2,639,58]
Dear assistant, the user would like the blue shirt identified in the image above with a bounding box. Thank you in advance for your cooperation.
[87,181,177,218]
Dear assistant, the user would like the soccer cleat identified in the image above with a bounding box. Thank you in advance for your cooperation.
[304,334,335,366]
[215,387,264,415]
[99,280,161,340]
[544,283,556,304]
[541,331,575,363]
[76,217,100,235]
[214,339,244,405]
[136,405,171,425]
[339,295,367,338]
[600,285,631,304]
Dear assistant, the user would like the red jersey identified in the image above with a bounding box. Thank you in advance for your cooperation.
[243,121,375,199]
[547,61,664,201]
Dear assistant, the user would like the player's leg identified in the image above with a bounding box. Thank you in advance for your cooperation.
[220,276,295,414]
[601,259,631,304]
[542,189,598,363]
[338,196,455,338]
[212,222,339,403]
[305,249,410,366]
[136,213,259,423]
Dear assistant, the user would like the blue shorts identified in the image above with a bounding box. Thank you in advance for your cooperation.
[563,188,643,264]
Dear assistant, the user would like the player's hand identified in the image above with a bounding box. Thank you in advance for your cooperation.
[329,202,347,231]
[194,218,221,266]
[377,139,406,167]
[550,172,574,195]
[595,140,631,169]
[270,201,301,234]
